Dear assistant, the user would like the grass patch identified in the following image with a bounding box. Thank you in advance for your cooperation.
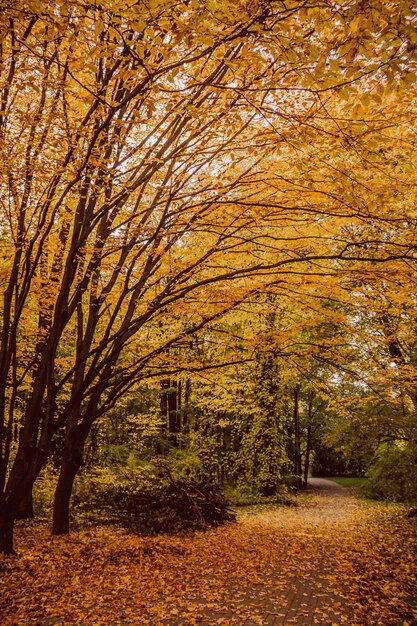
[325,476,368,489]
[223,485,294,507]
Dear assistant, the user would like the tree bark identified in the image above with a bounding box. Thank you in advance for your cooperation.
[52,456,79,535]
[293,383,302,489]
[183,378,191,432]
[0,506,16,555]
[0,433,45,553]
[0,463,37,553]
[16,489,34,520]
[168,379,179,436]
[304,422,312,488]
[52,427,86,535]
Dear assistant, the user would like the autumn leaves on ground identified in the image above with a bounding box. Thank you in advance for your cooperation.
[1,481,416,626]
[1,1,417,623]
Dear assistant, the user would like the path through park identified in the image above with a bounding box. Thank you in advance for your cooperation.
[1,478,416,625]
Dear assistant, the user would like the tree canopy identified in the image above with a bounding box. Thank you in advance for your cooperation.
[1,0,417,554]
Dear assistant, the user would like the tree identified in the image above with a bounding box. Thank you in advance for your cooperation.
[321,263,417,489]
[1,0,417,553]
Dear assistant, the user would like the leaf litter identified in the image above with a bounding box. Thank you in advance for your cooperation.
[0,488,416,625]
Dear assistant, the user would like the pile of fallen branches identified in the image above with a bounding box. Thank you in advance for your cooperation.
[85,466,236,534]
[121,478,236,533]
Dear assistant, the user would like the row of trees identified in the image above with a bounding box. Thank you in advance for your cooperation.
[57,280,417,511]
[1,0,417,553]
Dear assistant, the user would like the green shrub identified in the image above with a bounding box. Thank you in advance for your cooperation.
[224,483,293,507]
[362,443,417,503]
[235,413,288,497]
[32,464,58,517]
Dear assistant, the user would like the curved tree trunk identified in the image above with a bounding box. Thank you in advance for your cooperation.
[52,457,80,535]
[0,440,45,553]
[52,424,89,535]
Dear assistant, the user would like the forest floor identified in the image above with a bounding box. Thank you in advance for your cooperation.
[1,479,416,626]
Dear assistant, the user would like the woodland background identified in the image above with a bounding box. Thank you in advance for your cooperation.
[1,0,417,555]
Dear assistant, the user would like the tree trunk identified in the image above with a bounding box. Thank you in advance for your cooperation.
[293,383,302,489]
[304,422,312,488]
[52,456,80,535]
[0,506,17,555]
[52,428,86,535]
[160,378,169,424]
[16,488,34,520]
[183,378,191,432]
[0,437,45,553]
[0,468,36,553]
[168,379,179,437]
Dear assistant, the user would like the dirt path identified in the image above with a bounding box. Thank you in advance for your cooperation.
[179,478,359,626]
[237,477,357,625]
[168,478,415,626]
[1,481,416,625]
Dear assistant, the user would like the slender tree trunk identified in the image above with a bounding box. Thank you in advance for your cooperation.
[168,378,179,437]
[303,391,315,487]
[177,379,182,437]
[158,379,171,455]
[304,423,312,487]
[183,378,191,432]
[293,383,302,489]
[160,378,169,425]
